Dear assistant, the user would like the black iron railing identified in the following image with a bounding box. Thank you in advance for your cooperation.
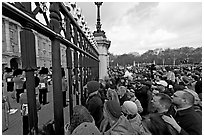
[2,2,99,135]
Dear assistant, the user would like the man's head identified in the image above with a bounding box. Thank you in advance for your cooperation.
[87,81,100,96]
[165,66,170,72]
[184,89,200,105]
[117,86,127,96]
[155,80,167,92]
[172,90,194,108]
[151,93,172,113]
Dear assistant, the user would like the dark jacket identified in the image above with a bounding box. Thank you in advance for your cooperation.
[195,80,202,94]
[118,93,129,106]
[86,93,104,129]
[142,113,178,135]
[135,86,151,116]
[175,107,202,135]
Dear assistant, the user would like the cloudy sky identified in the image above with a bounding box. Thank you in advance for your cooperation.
[77,2,202,55]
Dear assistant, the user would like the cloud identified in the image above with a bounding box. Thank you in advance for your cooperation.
[34,2,201,55]
[105,2,202,55]
[156,3,202,33]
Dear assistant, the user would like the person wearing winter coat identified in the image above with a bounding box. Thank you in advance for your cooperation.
[162,90,202,135]
[85,81,104,129]
[143,93,178,135]
[122,101,151,135]
[100,100,136,135]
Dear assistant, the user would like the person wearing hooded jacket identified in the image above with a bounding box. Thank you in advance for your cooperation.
[85,81,104,129]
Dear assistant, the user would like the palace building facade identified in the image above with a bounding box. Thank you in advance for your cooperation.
[2,15,67,70]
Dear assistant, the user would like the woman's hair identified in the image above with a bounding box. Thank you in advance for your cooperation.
[69,105,94,134]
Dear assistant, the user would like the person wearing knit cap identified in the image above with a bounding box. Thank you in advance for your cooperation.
[122,101,151,135]
[101,100,136,135]
[85,81,104,129]
[105,100,122,120]
[122,101,138,116]
[87,81,100,95]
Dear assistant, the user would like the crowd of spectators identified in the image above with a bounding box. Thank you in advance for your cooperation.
[65,64,202,135]
[2,64,202,135]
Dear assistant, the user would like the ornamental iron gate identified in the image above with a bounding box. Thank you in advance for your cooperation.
[2,2,99,134]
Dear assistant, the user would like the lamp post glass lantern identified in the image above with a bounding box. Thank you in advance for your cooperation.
[94,2,103,32]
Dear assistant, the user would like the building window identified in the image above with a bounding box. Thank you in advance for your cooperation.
[11,43,15,52]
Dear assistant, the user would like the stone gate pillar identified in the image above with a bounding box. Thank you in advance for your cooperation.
[94,34,110,79]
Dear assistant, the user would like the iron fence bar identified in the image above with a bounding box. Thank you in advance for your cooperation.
[20,25,38,134]
[65,15,74,117]
[79,33,84,105]
[49,2,64,135]
[73,25,79,105]
[2,2,100,134]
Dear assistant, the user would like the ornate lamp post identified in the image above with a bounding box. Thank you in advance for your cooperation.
[94,2,103,32]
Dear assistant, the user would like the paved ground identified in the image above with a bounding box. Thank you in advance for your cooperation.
[2,85,70,135]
